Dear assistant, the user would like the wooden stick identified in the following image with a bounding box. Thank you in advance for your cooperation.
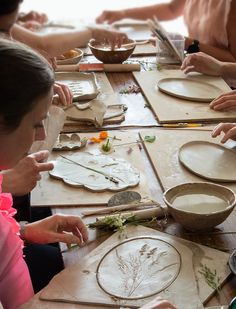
[82,201,159,217]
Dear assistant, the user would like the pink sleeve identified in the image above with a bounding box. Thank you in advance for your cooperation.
[0,173,34,309]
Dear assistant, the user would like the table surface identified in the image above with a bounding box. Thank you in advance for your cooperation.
[31,54,236,308]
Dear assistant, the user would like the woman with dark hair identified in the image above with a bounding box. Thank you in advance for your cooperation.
[0,38,88,309]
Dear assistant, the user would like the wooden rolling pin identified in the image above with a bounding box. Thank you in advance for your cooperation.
[95,206,168,222]
[82,201,158,217]
[56,63,141,72]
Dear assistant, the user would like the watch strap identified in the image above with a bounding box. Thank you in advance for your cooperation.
[187,39,200,54]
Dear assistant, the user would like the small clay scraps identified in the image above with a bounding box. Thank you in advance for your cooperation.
[119,84,141,94]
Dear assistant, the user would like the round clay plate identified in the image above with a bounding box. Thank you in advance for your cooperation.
[179,141,236,182]
[157,78,223,102]
[96,236,181,300]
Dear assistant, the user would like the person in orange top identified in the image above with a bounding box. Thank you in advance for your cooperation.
[96,0,236,62]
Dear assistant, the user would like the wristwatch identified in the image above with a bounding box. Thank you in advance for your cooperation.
[187,39,200,54]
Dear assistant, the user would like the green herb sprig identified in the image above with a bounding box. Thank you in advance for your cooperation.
[199,263,221,293]
[88,214,155,234]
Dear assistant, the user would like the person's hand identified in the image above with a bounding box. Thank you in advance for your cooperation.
[1,151,54,196]
[53,82,73,107]
[140,297,177,309]
[96,10,126,24]
[209,90,236,111]
[181,52,222,76]
[23,214,88,245]
[18,11,48,24]
[90,27,128,49]
[211,122,236,143]
[18,20,42,31]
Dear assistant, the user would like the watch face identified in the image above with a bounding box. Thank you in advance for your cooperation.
[187,42,199,54]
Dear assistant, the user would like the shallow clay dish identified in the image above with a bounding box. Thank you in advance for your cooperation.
[53,133,87,151]
[163,182,236,231]
[55,72,99,101]
[57,48,83,65]
[157,78,223,102]
[179,141,236,182]
[88,39,135,63]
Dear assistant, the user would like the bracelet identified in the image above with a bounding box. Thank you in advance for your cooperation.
[19,221,28,240]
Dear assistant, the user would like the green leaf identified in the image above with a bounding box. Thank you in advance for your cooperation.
[144,135,156,143]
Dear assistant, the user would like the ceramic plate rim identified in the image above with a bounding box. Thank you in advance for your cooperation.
[179,141,236,182]
[157,78,222,102]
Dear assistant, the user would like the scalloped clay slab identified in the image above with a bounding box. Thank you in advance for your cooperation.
[49,152,140,192]
[179,141,236,182]
[53,133,87,151]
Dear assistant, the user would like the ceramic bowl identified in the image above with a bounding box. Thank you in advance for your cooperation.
[88,39,135,64]
[57,48,83,65]
[163,182,236,231]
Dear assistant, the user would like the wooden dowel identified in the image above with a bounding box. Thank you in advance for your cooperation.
[82,201,159,217]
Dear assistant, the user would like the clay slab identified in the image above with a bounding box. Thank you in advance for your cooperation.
[49,152,140,191]
[179,141,236,182]
[55,72,99,101]
[53,133,87,151]
[158,78,223,102]
[31,131,150,207]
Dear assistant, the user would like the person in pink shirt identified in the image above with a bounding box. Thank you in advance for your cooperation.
[0,38,88,309]
[96,0,236,62]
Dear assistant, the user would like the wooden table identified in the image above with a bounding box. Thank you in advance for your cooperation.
[28,56,236,308]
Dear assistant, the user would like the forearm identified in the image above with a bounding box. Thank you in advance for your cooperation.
[40,28,92,56]
[185,37,236,62]
[122,2,184,21]
[220,63,236,87]
[11,24,92,57]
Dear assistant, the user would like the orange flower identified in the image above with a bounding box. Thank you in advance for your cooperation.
[89,137,102,143]
[99,131,108,140]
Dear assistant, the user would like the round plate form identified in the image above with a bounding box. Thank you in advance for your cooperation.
[49,153,140,191]
[157,78,223,102]
[179,141,236,182]
[96,237,181,300]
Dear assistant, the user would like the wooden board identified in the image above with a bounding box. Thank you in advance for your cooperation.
[133,70,236,123]
[39,226,230,308]
[139,129,236,194]
[31,131,151,207]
